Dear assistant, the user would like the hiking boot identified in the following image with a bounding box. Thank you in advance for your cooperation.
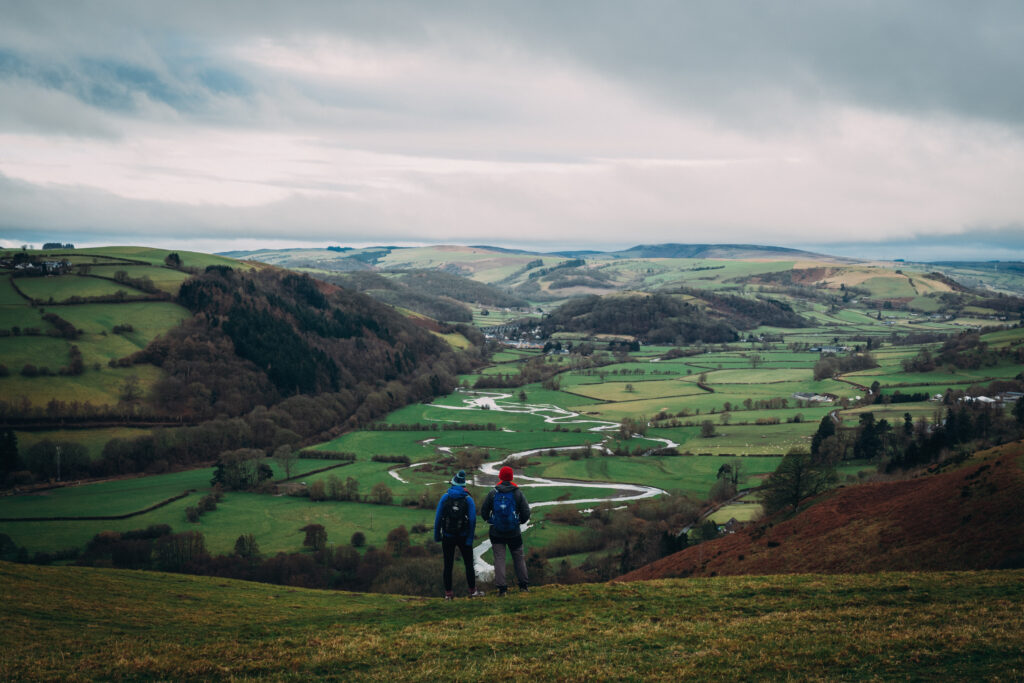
[469,589,486,598]
[519,585,529,593]
[497,586,507,597]
[444,591,454,601]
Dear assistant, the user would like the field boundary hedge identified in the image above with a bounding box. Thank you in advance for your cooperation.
[0,489,193,522]
[277,460,354,483]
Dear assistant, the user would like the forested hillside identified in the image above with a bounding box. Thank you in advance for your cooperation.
[539,291,806,343]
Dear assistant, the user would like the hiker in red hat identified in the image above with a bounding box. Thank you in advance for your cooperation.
[481,465,531,595]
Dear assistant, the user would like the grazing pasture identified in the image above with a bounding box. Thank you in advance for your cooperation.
[15,275,147,302]
[519,453,785,497]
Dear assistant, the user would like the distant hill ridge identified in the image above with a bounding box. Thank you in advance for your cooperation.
[222,242,835,261]
[606,243,830,260]
[621,440,1024,581]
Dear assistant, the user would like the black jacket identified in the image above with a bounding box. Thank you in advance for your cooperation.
[481,482,531,541]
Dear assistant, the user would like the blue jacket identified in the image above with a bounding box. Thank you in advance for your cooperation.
[434,485,476,546]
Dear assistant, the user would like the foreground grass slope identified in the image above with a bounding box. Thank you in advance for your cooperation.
[1,561,1021,681]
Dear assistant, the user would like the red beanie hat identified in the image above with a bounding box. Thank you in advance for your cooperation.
[498,466,514,482]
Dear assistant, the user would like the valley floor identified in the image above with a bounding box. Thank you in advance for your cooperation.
[1,561,1021,681]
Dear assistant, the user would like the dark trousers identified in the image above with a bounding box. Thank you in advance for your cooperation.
[491,534,528,589]
[442,538,475,592]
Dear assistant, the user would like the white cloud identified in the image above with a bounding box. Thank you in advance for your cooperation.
[1,2,1023,257]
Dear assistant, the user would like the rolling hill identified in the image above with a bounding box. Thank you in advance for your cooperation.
[601,243,840,260]
[320,269,529,323]
[621,440,1024,581]
[222,243,1023,320]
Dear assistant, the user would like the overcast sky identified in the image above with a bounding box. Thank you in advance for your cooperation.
[2,1,1023,259]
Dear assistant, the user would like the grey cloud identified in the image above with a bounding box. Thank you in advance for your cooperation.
[2,2,1023,253]
[0,48,254,119]
[463,1,1024,129]
[6,2,1024,130]
[0,77,120,137]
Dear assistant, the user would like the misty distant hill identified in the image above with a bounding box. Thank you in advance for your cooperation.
[607,243,836,260]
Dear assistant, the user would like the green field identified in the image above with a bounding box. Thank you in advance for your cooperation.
[0,275,43,328]
[520,454,783,497]
[0,363,163,407]
[3,562,1021,680]
[0,459,398,555]
[0,261,191,407]
[0,468,214,519]
[15,275,148,302]
[193,494,437,555]
[567,378,706,402]
[0,334,70,371]
[70,246,245,270]
[87,265,191,293]
[708,502,764,524]
[15,427,153,460]
[0,248,197,412]
[305,431,445,463]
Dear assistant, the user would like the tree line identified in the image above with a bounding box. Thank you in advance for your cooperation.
[902,332,1024,372]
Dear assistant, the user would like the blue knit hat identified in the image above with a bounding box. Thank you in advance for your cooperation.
[451,470,467,486]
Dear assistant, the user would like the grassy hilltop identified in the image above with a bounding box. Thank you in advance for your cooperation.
[1,560,1022,681]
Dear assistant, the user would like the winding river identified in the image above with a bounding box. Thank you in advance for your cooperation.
[405,390,671,581]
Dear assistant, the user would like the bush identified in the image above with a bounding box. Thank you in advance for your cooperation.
[369,482,393,505]
[371,454,411,464]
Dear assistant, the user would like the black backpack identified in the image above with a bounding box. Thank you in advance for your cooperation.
[441,494,470,537]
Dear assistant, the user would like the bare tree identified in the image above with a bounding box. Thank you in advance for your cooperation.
[273,444,297,480]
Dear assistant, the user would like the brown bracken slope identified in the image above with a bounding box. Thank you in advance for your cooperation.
[621,441,1024,581]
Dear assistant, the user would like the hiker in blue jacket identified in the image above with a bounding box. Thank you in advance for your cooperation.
[480,465,531,595]
[434,469,484,600]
